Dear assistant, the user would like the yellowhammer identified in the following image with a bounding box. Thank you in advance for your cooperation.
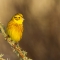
[6,13,24,43]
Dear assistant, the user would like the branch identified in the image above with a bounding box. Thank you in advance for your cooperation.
[0,22,32,60]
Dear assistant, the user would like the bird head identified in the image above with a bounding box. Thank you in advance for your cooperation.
[12,13,24,24]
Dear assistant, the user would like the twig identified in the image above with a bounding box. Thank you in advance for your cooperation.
[0,54,10,60]
[0,22,32,60]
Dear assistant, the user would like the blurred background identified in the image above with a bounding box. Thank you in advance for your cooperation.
[0,0,60,60]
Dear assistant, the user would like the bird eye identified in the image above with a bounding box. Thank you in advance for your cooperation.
[18,17,20,19]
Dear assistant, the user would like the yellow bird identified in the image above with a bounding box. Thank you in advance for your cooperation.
[6,13,24,43]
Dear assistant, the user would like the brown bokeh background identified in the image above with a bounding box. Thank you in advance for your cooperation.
[0,0,60,60]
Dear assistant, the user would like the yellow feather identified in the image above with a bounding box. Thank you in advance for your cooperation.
[6,13,24,43]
